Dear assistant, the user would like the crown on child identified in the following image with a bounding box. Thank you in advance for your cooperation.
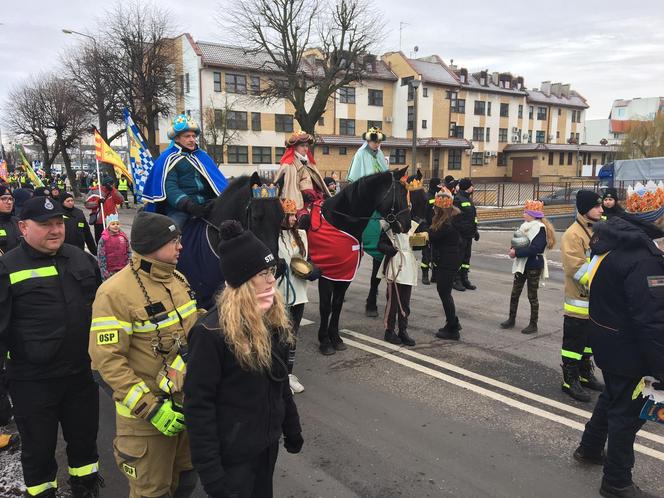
[251,184,279,199]
[626,181,664,214]
[281,199,297,214]
[400,175,424,192]
[524,199,544,212]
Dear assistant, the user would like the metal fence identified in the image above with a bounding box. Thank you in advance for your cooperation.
[472,181,600,207]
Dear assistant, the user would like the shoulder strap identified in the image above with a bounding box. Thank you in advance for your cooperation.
[575,219,592,240]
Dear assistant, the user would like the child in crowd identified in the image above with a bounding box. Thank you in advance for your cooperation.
[97,214,131,280]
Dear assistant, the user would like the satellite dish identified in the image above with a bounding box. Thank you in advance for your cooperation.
[414,46,419,53]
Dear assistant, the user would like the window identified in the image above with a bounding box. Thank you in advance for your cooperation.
[575,132,580,141]
[577,111,582,123]
[500,103,509,117]
[471,152,484,166]
[537,106,547,120]
[451,99,466,113]
[453,125,464,138]
[275,147,286,159]
[407,82,416,101]
[252,146,272,164]
[214,109,224,128]
[568,152,574,165]
[251,112,261,131]
[322,146,330,155]
[422,88,429,98]
[536,130,545,143]
[487,102,492,116]
[571,110,576,122]
[474,100,486,115]
[208,145,223,164]
[367,120,382,130]
[339,147,348,155]
[227,145,248,163]
[448,149,462,170]
[213,72,222,92]
[556,131,560,139]
[559,152,565,165]
[225,73,247,94]
[226,111,248,130]
[499,128,508,142]
[273,79,289,96]
[528,106,534,119]
[250,76,261,96]
[558,108,562,116]
[339,87,356,104]
[497,152,507,166]
[368,89,383,106]
[339,118,355,135]
[527,131,532,143]
[185,73,190,94]
[407,106,414,130]
[390,148,407,164]
[518,105,523,119]
[318,116,325,126]
[275,114,294,132]
[422,119,428,129]
[485,128,490,141]
[548,152,554,165]
[179,75,185,96]
[473,127,485,141]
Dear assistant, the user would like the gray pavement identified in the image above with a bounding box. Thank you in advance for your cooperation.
[2,214,664,497]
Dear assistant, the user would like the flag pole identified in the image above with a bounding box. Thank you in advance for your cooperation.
[95,157,106,229]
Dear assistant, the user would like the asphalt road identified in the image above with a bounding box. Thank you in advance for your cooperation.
[2,221,664,497]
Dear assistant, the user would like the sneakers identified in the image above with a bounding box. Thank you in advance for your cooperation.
[573,445,605,465]
[600,479,657,498]
[289,374,305,394]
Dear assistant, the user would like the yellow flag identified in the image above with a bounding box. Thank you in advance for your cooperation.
[94,130,133,184]
[15,145,44,188]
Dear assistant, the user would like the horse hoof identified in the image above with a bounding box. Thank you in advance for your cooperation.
[319,344,336,356]
[365,309,379,318]
[333,342,347,351]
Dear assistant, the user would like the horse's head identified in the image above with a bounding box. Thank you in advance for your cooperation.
[375,167,411,234]
[247,197,283,259]
[409,188,428,223]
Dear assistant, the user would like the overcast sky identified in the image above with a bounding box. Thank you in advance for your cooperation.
[1,0,662,135]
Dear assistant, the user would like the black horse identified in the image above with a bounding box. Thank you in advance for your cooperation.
[177,172,283,309]
[309,167,411,355]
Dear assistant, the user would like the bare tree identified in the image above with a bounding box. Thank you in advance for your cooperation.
[61,42,125,144]
[201,97,239,164]
[222,0,383,134]
[618,114,664,159]
[104,1,177,156]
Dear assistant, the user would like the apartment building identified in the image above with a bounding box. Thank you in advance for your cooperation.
[159,34,612,181]
[586,96,664,145]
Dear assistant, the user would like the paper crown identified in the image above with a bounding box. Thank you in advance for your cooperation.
[524,199,544,213]
[251,184,279,199]
[434,188,454,209]
[167,113,200,139]
[286,131,314,147]
[400,175,424,192]
[362,127,385,142]
[105,213,119,224]
[281,198,297,214]
[626,181,664,216]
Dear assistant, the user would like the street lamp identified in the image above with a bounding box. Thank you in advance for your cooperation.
[410,79,421,175]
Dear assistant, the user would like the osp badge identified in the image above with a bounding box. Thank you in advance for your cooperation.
[44,198,54,210]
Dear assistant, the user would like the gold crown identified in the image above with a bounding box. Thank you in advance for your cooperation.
[400,175,424,192]
[281,198,297,214]
[434,188,453,209]
[251,184,279,199]
[524,199,544,212]
[626,181,664,213]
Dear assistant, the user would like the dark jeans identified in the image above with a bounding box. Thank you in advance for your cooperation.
[579,372,646,488]
[562,316,590,364]
[385,282,412,333]
[436,267,457,324]
[213,442,279,498]
[9,370,99,489]
[366,257,382,310]
[508,269,541,322]
[288,304,305,374]
[94,223,103,243]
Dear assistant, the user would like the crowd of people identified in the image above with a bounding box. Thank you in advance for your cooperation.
[0,113,661,498]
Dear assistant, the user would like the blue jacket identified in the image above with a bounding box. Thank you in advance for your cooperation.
[165,155,215,209]
[514,227,547,270]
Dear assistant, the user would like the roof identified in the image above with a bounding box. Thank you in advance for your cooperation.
[610,119,640,133]
[407,58,459,87]
[316,134,471,149]
[196,41,396,81]
[526,89,588,109]
[504,143,617,153]
[462,73,526,96]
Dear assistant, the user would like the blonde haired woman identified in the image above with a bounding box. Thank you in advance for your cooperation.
[184,221,302,498]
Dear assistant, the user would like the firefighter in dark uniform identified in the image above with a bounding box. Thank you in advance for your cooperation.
[0,196,102,498]
[453,177,479,291]
[61,192,97,255]
[420,177,440,285]
[118,175,130,209]
[574,183,664,498]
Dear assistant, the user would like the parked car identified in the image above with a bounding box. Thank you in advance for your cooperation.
[541,188,582,205]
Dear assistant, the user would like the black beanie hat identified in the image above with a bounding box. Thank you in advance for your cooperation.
[0,184,11,197]
[428,177,441,193]
[218,220,276,288]
[576,190,602,215]
[61,192,74,202]
[458,177,473,191]
[603,187,619,200]
[130,211,181,254]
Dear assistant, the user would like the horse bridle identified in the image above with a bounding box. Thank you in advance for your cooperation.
[331,175,409,226]
[199,198,255,233]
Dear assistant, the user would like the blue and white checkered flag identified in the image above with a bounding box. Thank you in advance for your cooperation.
[123,108,154,203]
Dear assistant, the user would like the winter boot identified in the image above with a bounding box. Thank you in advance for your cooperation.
[31,490,56,498]
[430,267,437,283]
[580,357,605,392]
[521,321,538,334]
[384,330,402,345]
[421,268,430,285]
[436,318,461,340]
[573,445,605,466]
[69,473,104,498]
[600,479,658,498]
[365,297,379,318]
[461,271,477,290]
[398,329,416,347]
[500,316,516,329]
[561,363,591,402]
[452,275,466,292]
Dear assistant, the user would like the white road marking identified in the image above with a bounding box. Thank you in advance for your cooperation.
[301,318,314,326]
[339,331,664,461]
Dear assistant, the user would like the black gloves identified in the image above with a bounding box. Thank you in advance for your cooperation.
[474,232,480,242]
[276,258,288,280]
[284,432,304,454]
[306,265,321,281]
[384,246,398,258]
[178,198,207,218]
[302,192,314,204]
[206,477,233,498]
[297,214,311,231]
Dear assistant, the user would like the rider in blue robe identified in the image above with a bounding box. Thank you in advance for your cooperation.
[142,114,228,227]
